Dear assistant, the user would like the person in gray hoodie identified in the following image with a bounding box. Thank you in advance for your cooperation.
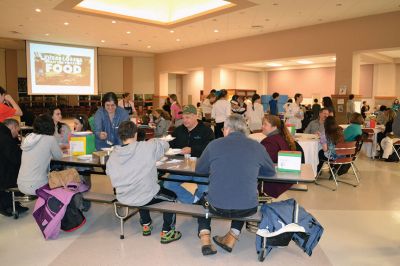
[106,121,181,244]
[17,114,63,195]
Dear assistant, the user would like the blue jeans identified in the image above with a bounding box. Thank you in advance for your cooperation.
[163,175,208,204]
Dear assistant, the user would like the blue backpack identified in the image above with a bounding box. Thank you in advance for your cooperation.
[256,199,324,261]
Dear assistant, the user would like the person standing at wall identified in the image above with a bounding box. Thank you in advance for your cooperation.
[269,92,279,116]
[211,89,231,139]
[170,94,183,127]
[118,93,136,116]
[246,94,265,133]
[285,93,304,133]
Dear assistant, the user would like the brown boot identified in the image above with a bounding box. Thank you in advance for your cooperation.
[213,230,239,252]
[199,230,217,256]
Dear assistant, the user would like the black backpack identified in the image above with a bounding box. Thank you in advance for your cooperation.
[61,193,86,232]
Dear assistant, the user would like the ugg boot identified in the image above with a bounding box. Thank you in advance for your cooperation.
[213,230,239,252]
[199,230,217,256]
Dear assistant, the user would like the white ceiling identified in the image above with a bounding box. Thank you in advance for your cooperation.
[0,0,400,53]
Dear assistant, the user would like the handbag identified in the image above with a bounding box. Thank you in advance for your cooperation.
[48,168,81,189]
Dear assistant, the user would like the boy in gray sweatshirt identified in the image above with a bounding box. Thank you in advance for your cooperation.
[106,121,181,243]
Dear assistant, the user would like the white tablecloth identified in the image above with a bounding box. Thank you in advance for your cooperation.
[248,133,319,176]
[295,134,319,176]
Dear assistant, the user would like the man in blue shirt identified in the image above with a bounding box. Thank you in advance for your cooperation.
[195,114,275,256]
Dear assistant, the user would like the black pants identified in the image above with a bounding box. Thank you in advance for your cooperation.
[197,201,257,234]
[215,122,224,139]
[0,191,12,210]
[317,149,328,173]
[139,187,177,232]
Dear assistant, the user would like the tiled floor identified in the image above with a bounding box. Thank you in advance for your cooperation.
[1,155,399,266]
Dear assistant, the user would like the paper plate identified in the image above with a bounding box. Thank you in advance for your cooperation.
[159,135,176,141]
[165,148,182,155]
[77,155,92,161]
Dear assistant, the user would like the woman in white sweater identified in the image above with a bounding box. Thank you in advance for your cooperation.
[211,89,231,139]
[246,94,265,132]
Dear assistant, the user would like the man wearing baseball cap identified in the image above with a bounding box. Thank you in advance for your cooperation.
[164,104,214,204]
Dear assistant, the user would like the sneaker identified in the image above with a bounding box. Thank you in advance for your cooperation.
[160,229,182,244]
[142,223,153,236]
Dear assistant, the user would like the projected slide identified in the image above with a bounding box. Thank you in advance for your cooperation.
[27,41,98,95]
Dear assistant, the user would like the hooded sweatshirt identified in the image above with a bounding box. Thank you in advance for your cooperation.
[106,139,169,206]
[17,133,63,195]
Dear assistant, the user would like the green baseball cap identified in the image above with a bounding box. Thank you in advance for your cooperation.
[182,104,197,114]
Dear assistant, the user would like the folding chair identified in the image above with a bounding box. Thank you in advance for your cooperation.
[362,128,376,159]
[392,139,400,161]
[316,141,359,191]
[351,135,364,176]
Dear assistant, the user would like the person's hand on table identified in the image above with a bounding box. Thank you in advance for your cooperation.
[99,132,108,140]
[181,147,191,154]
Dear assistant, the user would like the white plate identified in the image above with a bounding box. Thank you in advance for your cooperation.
[101,147,114,152]
[165,148,182,155]
[77,155,93,161]
[159,135,176,141]
[72,131,92,136]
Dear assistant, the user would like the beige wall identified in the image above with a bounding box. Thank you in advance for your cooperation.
[236,70,261,90]
[155,11,400,101]
[182,70,203,105]
[133,57,154,94]
[98,55,124,93]
[17,50,26,78]
[373,64,397,97]
[0,49,5,88]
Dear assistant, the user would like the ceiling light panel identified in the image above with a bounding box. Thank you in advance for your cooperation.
[76,0,233,24]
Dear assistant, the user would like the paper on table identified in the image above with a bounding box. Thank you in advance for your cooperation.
[165,159,183,164]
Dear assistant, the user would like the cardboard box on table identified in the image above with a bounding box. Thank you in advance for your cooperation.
[277,151,302,172]
[70,133,95,156]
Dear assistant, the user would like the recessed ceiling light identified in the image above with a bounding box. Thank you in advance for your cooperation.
[170,30,175,33]
[332,57,336,61]
[265,19,270,21]
[126,31,131,34]
[111,20,116,24]
[214,29,219,33]
[176,38,181,42]
[272,3,279,6]
[336,3,342,6]
[45,33,49,36]
[35,8,41,13]
[101,40,105,43]
[147,45,152,48]
[267,63,283,67]
[64,22,69,26]
[296,60,313,64]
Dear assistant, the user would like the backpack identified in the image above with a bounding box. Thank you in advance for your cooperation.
[61,193,86,232]
[256,199,324,261]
